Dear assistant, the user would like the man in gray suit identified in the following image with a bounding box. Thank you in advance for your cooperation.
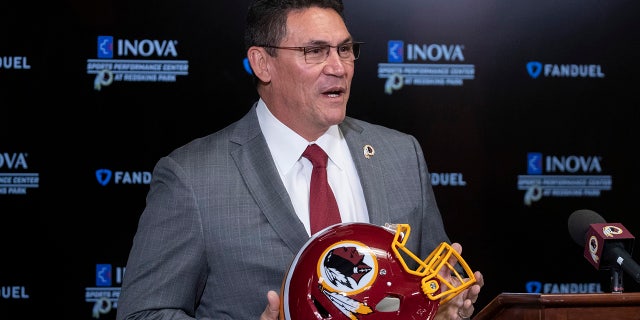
[117,0,484,319]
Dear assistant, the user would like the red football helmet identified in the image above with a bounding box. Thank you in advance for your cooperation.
[279,222,476,320]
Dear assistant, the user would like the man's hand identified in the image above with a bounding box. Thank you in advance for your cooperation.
[434,243,485,320]
[260,290,280,320]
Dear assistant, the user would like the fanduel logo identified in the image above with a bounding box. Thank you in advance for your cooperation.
[95,169,151,186]
[527,61,605,79]
[526,281,602,294]
[0,56,31,70]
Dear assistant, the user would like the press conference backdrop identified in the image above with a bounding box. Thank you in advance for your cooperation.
[2,0,639,318]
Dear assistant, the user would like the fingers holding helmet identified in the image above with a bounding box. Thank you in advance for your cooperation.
[436,243,485,320]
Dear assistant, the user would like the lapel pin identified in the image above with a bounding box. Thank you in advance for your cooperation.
[363,145,375,159]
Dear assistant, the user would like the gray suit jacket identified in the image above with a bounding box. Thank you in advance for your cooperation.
[117,103,450,320]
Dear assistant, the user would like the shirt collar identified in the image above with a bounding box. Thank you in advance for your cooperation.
[256,99,347,175]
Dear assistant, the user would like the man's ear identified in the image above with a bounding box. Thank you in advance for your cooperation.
[247,46,271,83]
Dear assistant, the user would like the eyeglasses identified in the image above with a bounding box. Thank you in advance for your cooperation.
[260,42,363,64]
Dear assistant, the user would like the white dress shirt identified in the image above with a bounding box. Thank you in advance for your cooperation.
[256,99,369,236]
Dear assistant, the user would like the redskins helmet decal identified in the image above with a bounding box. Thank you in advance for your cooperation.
[279,222,476,320]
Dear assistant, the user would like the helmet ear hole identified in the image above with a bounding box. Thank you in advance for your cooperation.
[376,296,400,312]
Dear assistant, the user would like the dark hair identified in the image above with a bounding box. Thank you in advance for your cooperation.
[244,0,345,55]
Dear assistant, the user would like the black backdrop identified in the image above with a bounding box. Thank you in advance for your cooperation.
[2,0,640,318]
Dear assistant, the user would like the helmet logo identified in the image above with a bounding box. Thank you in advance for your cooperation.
[317,241,378,318]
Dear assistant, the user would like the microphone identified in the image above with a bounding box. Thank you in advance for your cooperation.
[568,209,640,287]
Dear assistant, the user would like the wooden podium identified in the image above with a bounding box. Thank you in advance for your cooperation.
[473,292,640,320]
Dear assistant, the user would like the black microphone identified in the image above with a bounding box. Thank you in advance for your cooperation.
[568,209,640,286]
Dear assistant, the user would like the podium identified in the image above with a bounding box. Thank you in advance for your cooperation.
[473,292,640,320]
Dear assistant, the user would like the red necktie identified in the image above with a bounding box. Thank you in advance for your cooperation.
[303,144,341,235]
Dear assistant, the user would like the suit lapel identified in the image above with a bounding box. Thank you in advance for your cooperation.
[340,118,393,226]
[229,106,309,253]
